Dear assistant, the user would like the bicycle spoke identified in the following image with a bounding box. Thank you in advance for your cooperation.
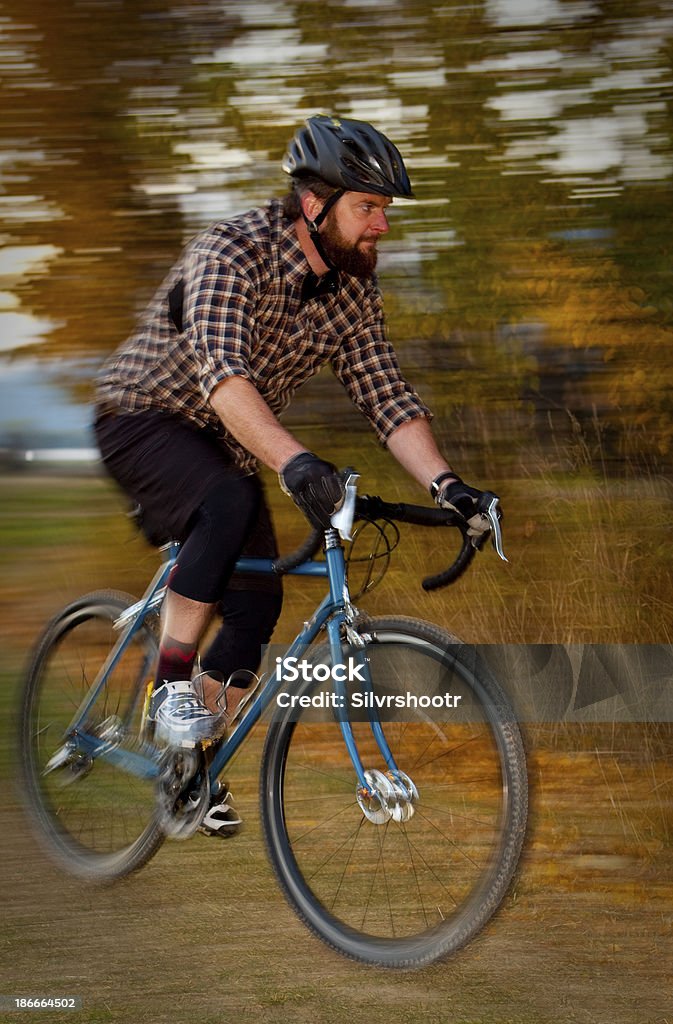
[292,798,363,849]
[329,815,367,912]
[362,821,394,933]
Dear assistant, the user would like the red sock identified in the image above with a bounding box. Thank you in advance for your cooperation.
[156,635,197,685]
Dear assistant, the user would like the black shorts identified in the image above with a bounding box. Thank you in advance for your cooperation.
[94,408,280,592]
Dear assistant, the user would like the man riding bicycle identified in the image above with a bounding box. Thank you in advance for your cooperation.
[94,114,496,836]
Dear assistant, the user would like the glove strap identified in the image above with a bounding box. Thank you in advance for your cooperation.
[429,471,462,501]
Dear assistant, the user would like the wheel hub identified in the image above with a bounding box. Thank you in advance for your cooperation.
[356,769,419,824]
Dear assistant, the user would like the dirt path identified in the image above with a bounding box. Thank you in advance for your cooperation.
[2,725,672,1024]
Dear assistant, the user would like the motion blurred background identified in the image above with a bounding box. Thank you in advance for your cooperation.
[2,0,673,473]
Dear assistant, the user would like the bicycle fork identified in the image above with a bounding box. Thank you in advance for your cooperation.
[324,534,419,825]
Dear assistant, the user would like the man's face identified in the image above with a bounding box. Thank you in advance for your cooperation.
[320,192,392,279]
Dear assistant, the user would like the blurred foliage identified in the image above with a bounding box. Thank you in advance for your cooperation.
[1,0,673,469]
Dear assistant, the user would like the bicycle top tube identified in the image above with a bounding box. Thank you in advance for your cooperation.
[157,543,331,579]
[235,557,328,577]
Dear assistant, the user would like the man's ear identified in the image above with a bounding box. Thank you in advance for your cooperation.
[300,191,324,224]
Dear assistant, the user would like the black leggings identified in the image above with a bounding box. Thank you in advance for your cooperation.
[95,409,283,680]
[201,589,282,684]
[168,481,283,681]
[168,476,263,604]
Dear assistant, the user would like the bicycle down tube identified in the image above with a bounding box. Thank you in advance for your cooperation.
[202,528,379,796]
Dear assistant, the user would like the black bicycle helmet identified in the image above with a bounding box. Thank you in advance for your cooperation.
[283,114,414,199]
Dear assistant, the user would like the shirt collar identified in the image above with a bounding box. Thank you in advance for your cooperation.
[275,204,342,304]
[276,208,312,290]
[299,268,340,305]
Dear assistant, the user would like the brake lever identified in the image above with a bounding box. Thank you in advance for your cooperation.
[331,470,360,541]
[477,492,508,562]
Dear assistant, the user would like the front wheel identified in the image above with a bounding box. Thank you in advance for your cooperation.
[261,616,527,968]
[20,590,165,880]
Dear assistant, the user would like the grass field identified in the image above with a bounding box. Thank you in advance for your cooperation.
[1,470,672,1023]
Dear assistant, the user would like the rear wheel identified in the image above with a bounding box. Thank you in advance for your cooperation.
[261,616,527,968]
[20,590,165,880]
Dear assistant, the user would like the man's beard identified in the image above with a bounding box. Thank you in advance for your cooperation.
[319,212,378,279]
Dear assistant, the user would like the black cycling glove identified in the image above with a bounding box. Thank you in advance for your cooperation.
[430,472,499,541]
[280,452,345,528]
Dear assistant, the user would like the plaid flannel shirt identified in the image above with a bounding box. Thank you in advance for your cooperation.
[96,199,431,473]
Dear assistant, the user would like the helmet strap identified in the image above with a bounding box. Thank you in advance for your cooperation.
[302,188,344,271]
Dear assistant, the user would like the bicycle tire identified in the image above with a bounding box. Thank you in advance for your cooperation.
[20,590,165,881]
[260,616,527,968]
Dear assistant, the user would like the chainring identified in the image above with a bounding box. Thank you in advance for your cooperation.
[155,747,210,840]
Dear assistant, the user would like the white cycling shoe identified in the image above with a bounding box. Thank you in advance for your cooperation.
[149,680,226,748]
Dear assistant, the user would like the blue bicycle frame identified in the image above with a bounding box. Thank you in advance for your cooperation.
[72,526,400,799]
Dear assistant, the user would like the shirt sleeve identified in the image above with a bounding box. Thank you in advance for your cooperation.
[331,286,432,443]
[181,243,263,402]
